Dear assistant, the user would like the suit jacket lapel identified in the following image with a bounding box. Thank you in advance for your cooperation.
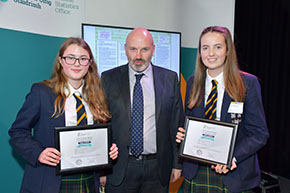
[152,65,163,122]
[120,65,131,122]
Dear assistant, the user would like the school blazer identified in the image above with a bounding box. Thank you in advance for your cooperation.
[182,74,269,192]
[9,83,99,193]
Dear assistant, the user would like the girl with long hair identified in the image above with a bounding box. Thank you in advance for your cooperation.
[176,26,269,192]
[9,37,118,193]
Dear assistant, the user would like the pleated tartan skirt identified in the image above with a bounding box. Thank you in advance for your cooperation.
[182,165,252,193]
[60,173,96,193]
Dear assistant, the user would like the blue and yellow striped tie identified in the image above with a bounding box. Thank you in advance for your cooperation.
[205,79,218,120]
[73,93,87,125]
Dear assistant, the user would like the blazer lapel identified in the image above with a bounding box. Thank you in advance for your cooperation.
[49,90,65,126]
[193,88,206,118]
[220,91,232,122]
[196,101,206,118]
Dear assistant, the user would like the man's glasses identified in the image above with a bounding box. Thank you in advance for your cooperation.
[62,56,91,66]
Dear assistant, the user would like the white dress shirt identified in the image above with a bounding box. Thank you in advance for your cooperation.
[204,70,225,121]
[64,83,94,126]
[129,64,157,154]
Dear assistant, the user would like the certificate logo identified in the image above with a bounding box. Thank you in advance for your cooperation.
[76,159,82,166]
[196,149,203,156]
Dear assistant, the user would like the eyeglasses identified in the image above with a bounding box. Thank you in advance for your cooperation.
[62,56,91,66]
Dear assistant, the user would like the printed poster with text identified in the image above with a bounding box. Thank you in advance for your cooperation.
[0,0,84,37]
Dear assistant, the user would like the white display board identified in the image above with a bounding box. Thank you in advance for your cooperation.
[0,0,84,37]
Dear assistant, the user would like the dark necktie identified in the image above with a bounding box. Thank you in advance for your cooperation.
[73,93,87,125]
[205,79,218,120]
[130,74,144,157]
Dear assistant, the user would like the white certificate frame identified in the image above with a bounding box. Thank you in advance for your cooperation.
[180,116,238,168]
[54,123,112,175]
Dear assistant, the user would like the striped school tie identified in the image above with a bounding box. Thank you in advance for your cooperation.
[73,93,87,125]
[205,79,218,120]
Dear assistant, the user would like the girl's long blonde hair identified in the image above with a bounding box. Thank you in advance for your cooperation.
[43,37,111,123]
[188,26,246,109]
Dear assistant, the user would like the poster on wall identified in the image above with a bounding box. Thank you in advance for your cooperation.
[0,0,84,37]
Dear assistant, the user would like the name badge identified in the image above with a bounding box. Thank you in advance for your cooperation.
[228,102,244,114]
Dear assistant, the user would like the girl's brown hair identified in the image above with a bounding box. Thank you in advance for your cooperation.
[43,37,110,123]
[188,26,245,109]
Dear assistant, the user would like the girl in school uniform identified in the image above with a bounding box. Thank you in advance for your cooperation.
[9,37,118,193]
[176,26,269,193]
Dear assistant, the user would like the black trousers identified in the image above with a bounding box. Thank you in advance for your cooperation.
[106,155,169,193]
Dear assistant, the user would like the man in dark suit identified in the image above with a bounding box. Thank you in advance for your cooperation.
[101,28,184,193]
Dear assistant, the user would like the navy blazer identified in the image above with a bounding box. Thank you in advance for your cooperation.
[9,83,99,193]
[182,73,269,192]
[101,64,184,186]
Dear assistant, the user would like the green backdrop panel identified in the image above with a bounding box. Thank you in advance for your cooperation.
[0,27,66,193]
[181,47,197,81]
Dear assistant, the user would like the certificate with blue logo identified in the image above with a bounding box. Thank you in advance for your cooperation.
[180,116,238,168]
[55,123,112,175]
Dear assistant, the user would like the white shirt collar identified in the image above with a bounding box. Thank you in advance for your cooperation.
[129,63,152,80]
[206,69,225,89]
[65,81,85,98]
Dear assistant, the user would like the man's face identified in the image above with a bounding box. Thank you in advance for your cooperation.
[125,30,155,72]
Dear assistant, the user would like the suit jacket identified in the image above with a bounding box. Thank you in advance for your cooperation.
[9,83,99,193]
[101,64,184,186]
[182,73,269,192]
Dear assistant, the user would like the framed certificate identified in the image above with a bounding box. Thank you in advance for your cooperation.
[54,123,112,175]
[180,116,238,168]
